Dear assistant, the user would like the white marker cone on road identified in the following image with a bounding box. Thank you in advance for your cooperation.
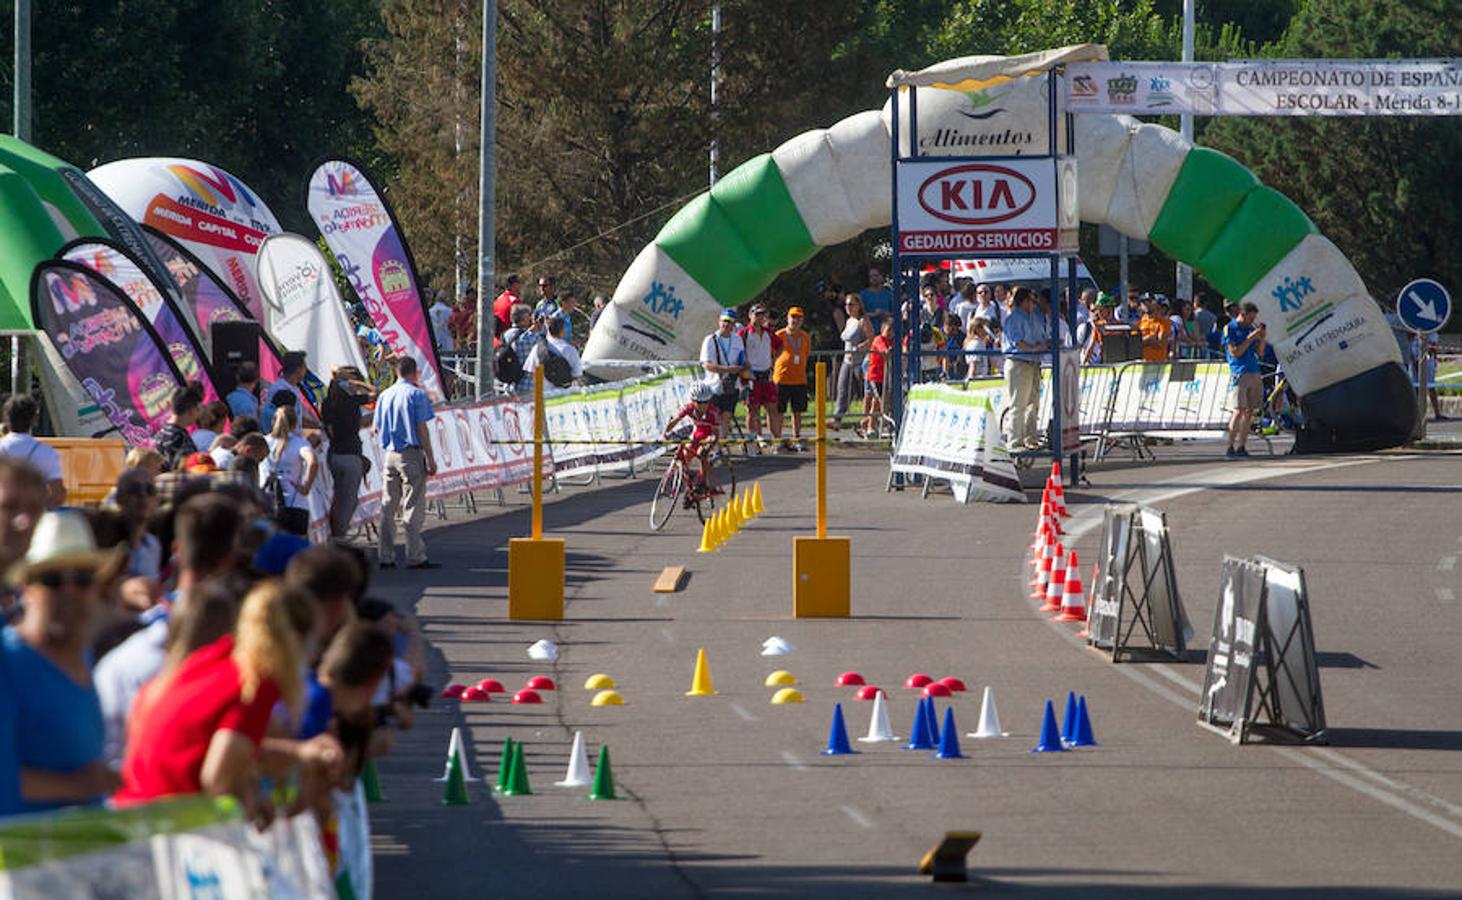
[856,690,900,743]
[967,686,1008,738]
[761,636,795,656]
[554,731,592,788]
[527,639,559,661]
[434,726,480,782]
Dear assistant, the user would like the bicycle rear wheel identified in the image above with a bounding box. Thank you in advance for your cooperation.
[649,461,683,531]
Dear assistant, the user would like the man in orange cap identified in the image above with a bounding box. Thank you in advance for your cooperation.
[772,307,812,452]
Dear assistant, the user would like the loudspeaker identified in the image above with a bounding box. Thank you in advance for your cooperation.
[210,321,261,395]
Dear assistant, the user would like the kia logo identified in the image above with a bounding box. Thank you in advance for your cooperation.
[918,164,1035,225]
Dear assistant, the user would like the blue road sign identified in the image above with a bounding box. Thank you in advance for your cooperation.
[1396,278,1451,334]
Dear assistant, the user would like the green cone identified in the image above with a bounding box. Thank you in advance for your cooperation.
[442,750,470,806]
[362,757,386,803]
[589,745,617,801]
[494,737,515,794]
[504,740,533,796]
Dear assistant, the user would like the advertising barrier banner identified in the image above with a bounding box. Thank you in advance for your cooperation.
[1066,60,1462,117]
[30,263,184,448]
[890,382,1024,503]
[306,160,444,400]
[255,233,368,378]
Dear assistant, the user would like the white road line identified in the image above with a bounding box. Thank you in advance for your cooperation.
[1438,556,1456,572]
[1438,587,1456,601]
[1272,748,1462,841]
[729,701,758,722]
[1148,663,1203,694]
[658,627,675,644]
[781,750,808,771]
[1308,747,1462,821]
[655,593,669,607]
[839,804,875,829]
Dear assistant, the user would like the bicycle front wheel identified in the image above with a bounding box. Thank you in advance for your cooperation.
[696,451,737,523]
[649,461,683,531]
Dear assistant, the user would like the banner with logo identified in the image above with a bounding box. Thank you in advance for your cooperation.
[30,262,184,447]
[60,240,219,402]
[1066,60,1462,117]
[87,158,283,320]
[305,159,443,400]
[255,233,368,378]
[890,382,1025,504]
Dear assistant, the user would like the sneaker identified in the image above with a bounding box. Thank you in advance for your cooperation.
[780,440,795,453]
[1224,447,1238,460]
[1235,447,1251,457]
[745,441,761,457]
[794,441,809,453]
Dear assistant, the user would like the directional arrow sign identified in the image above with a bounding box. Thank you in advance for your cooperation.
[1396,278,1451,334]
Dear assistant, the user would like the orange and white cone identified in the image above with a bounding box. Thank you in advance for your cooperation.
[1031,540,1062,598]
[1048,470,1069,518]
[1054,551,1087,622]
[1029,517,1051,557]
[1042,498,1064,536]
[1040,547,1068,612]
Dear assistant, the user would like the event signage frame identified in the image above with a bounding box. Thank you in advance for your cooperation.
[1085,503,1190,661]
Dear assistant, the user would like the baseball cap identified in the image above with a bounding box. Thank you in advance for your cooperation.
[719,308,738,321]
[788,307,805,317]
[1096,292,1117,307]
[750,303,768,314]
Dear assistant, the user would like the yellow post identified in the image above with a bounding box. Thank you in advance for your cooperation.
[509,366,564,620]
[794,361,849,617]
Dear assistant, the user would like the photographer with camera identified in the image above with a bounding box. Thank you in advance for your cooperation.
[700,310,747,442]
[1224,301,1267,459]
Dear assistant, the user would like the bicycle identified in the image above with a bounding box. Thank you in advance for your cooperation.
[649,439,737,531]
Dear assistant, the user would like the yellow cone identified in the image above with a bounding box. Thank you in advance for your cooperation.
[738,489,752,522]
[584,673,616,690]
[764,670,798,687]
[752,481,765,514]
[729,495,745,530]
[591,689,625,706]
[769,687,805,704]
[686,647,717,696]
[718,506,733,541]
[696,516,717,553]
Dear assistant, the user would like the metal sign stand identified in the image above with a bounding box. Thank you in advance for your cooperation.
[1086,504,1189,661]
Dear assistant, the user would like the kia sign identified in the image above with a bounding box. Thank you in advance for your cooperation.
[896,156,1076,256]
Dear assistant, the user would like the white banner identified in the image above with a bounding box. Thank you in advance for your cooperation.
[890,383,1025,504]
[1066,60,1462,116]
[255,233,368,379]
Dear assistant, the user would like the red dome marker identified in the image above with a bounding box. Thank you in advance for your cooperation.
[854,685,885,701]
[460,686,490,702]
[835,671,866,687]
[525,675,557,691]
[512,689,544,704]
[904,673,933,689]
[441,683,467,699]
[477,678,506,694]
[937,676,967,692]
[921,682,953,698]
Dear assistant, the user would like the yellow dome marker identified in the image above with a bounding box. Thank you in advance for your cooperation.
[770,687,805,704]
[584,673,616,690]
[764,670,798,687]
[590,690,625,706]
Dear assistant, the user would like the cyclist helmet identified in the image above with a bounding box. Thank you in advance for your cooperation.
[690,382,715,403]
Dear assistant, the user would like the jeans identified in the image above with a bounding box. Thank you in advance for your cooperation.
[328,453,365,538]
[380,447,428,565]
[833,357,864,420]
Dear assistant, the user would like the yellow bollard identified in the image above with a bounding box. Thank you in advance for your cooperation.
[509,368,565,620]
[794,362,850,618]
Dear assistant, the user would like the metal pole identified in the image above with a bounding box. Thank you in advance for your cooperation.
[1176,0,1195,303]
[532,367,544,539]
[453,0,466,305]
[815,361,827,538]
[13,0,31,396]
[888,86,904,429]
[709,1,720,187]
[474,0,498,400]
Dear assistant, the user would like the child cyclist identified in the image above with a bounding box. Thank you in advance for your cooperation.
[662,381,722,500]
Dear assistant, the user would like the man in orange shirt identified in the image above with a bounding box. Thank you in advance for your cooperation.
[772,307,812,452]
[1138,296,1172,362]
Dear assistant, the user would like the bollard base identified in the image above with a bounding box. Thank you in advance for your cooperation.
[508,537,565,620]
[793,536,850,618]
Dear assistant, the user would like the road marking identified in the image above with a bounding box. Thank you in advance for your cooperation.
[655,593,669,607]
[1439,556,1456,572]
[780,750,808,771]
[839,804,875,829]
[1308,747,1462,821]
[1272,748,1462,841]
[658,627,675,644]
[729,701,758,722]
[1148,663,1203,694]
[1438,587,1456,601]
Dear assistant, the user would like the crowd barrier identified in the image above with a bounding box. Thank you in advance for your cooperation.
[302,367,699,541]
[888,383,1025,504]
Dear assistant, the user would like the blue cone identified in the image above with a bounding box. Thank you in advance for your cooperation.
[923,696,941,747]
[822,702,857,755]
[932,707,965,759]
[1060,691,1079,746]
[1031,700,1067,753]
[1071,696,1099,747]
[905,697,935,750]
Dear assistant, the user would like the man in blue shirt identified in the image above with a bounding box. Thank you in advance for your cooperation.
[859,266,893,329]
[1223,301,1267,459]
[226,361,261,421]
[374,356,439,569]
[1001,287,1048,450]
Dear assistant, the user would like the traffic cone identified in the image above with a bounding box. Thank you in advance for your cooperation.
[1054,551,1087,622]
[922,695,941,748]
[821,703,857,755]
[932,707,965,759]
[696,516,717,553]
[1028,515,1050,554]
[1031,700,1067,753]
[904,696,935,750]
[1049,464,1068,517]
[1040,546,1068,611]
[686,647,717,696]
[1060,691,1079,746]
[1032,540,1062,599]
[857,690,899,743]
[434,726,479,783]
[493,737,515,793]
[555,731,592,787]
[588,745,617,800]
[1072,696,1099,747]
[743,488,756,520]
[442,749,471,805]
[967,686,1007,738]
[362,757,386,802]
[503,740,533,796]
[1028,523,1053,583]
[729,493,745,530]
[752,481,765,514]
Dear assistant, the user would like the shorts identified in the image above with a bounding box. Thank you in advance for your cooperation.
[747,373,776,406]
[1229,371,1263,411]
[776,383,809,414]
[713,388,738,413]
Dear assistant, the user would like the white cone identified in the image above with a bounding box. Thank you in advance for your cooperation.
[967,686,1007,738]
[761,636,795,656]
[527,639,559,661]
[434,726,480,782]
[856,691,900,743]
[554,731,592,787]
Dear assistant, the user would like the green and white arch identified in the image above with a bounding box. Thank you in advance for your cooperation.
[584,44,1415,450]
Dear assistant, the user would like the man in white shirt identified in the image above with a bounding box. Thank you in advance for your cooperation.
[699,309,747,440]
[428,290,456,353]
[523,316,583,386]
[736,303,779,453]
[0,395,64,507]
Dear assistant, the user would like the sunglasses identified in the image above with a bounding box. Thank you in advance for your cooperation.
[31,568,96,589]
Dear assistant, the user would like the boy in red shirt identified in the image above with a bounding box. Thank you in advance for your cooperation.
[662,382,722,500]
[860,318,893,438]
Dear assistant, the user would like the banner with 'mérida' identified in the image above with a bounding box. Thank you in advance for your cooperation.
[305,159,444,400]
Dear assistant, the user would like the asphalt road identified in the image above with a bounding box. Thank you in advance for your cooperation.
[363,431,1462,897]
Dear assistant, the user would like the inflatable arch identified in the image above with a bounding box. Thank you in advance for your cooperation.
[584,45,1415,451]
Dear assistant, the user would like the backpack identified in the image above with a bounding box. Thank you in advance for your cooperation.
[495,336,524,385]
[538,336,575,388]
